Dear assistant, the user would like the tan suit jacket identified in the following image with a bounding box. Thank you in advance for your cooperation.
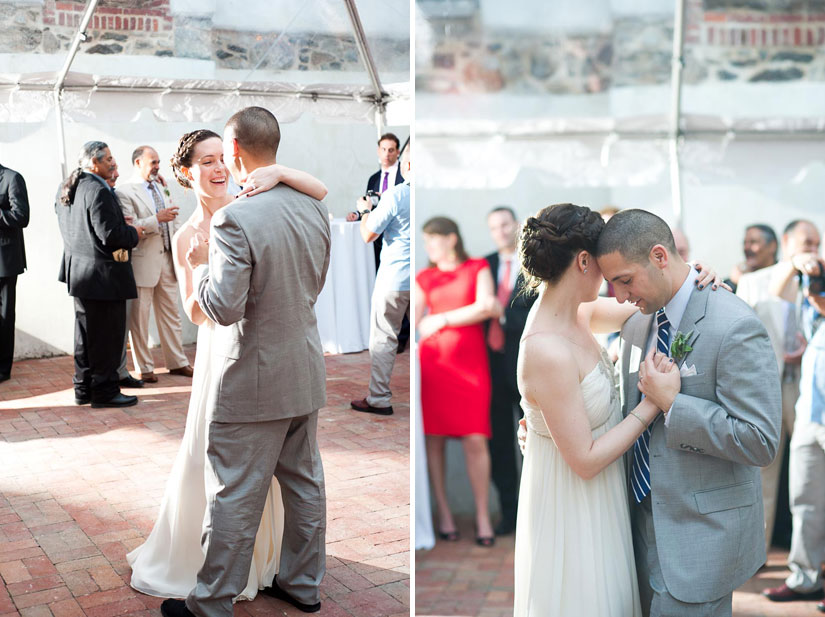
[116,178,181,288]
[736,263,792,374]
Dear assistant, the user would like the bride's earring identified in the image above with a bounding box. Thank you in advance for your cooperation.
[584,268,588,274]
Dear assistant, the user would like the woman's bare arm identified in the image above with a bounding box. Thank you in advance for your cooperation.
[238,164,328,200]
[522,334,661,480]
[172,225,207,326]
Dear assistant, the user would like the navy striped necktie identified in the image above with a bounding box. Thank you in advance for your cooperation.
[631,308,670,503]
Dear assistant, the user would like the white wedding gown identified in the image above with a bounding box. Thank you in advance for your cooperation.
[514,348,641,617]
[127,319,285,601]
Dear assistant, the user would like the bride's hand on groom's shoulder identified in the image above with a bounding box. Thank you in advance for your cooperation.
[692,261,732,292]
[638,350,681,412]
[517,418,527,455]
[237,165,284,198]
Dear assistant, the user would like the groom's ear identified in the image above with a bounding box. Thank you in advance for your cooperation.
[230,138,241,158]
[649,244,669,270]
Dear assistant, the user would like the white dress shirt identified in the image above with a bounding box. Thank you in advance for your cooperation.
[645,265,699,425]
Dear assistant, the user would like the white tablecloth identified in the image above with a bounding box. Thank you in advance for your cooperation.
[314,219,376,354]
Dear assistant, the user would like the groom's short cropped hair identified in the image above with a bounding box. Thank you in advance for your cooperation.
[596,209,678,264]
[226,106,280,159]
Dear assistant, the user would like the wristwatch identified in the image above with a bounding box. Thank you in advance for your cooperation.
[360,209,371,218]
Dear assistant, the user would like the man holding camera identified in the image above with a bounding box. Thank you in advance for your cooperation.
[348,133,408,352]
[762,219,825,610]
[347,133,404,267]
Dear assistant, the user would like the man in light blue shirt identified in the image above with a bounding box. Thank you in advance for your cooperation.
[350,140,410,416]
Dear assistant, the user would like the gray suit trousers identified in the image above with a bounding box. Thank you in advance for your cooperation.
[633,496,733,617]
[186,411,326,617]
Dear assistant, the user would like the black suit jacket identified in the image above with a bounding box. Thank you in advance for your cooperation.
[0,165,29,277]
[56,173,139,301]
[486,251,536,390]
[366,162,405,196]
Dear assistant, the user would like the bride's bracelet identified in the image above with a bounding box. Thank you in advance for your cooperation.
[628,411,649,430]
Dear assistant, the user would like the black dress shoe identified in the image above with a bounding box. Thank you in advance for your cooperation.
[261,577,321,613]
[350,398,393,416]
[75,395,91,405]
[0,374,10,384]
[91,393,138,408]
[494,519,517,536]
[397,338,408,354]
[119,375,144,388]
[160,599,196,617]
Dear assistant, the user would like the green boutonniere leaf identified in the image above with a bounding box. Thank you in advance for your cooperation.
[670,330,694,361]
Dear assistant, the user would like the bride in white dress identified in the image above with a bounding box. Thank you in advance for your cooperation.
[513,204,720,616]
[126,129,328,602]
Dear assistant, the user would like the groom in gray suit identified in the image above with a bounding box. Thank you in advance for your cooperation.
[596,210,781,617]
[160,107,331,617]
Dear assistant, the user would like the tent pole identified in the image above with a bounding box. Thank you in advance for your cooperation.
[669,0,686,230]
[342,0,387,136]
[54,0,99,179]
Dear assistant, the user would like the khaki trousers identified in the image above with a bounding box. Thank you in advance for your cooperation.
[761,378,798,552]
[128,253,188,374]
[366,288,410,407]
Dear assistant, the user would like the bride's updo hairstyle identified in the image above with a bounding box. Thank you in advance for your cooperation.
[170,129,221,189]
[519,203,604,290]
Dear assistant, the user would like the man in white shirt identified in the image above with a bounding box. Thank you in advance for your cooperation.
[350,141,411,415]
[735,223,803,556]
[116,146,193,383]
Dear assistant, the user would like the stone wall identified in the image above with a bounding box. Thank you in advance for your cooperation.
[417,1,825,94]
[0,1,409,73]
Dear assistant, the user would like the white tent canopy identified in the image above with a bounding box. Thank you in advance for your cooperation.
[0,0,409,360]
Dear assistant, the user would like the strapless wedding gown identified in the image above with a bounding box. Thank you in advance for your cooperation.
[514,348,641,616]
[127,319,284,601]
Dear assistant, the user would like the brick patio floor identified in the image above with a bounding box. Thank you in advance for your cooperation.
[415,519,821,617]
[0,347,410,617]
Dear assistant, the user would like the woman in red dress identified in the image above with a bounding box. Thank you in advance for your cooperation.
[416,217,502,546]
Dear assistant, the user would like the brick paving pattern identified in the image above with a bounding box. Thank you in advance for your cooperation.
[416,519,821,617]
[0,347,410,617]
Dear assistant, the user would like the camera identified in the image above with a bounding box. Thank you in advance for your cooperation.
[364,190,380,209]
[799,260,825,296]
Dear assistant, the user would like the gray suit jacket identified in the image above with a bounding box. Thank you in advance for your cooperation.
[619,285,781,603]
[194,184,331,423]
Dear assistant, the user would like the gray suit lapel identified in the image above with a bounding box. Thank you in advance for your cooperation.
[673,287,709,366]
[623,312,654,412]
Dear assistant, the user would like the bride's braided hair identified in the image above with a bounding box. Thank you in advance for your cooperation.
[170,129,221,189]
[519,203,604,289]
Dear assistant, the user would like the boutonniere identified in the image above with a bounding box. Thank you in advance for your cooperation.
[163,186,171,199]
[670,330,695,362]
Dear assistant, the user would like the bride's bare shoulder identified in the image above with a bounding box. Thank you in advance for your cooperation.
[520,331,575,369]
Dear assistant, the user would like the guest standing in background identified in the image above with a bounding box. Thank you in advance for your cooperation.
[763,220,825,608]
[108,162,146,390]
[726,223,781,293]
[0,163,29,383]
[55,141,142,408]
[351,140,411,416]
[416,216,501,547]
[116,145,193,383]
[735,223,798,555]
[484,206,535,535]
